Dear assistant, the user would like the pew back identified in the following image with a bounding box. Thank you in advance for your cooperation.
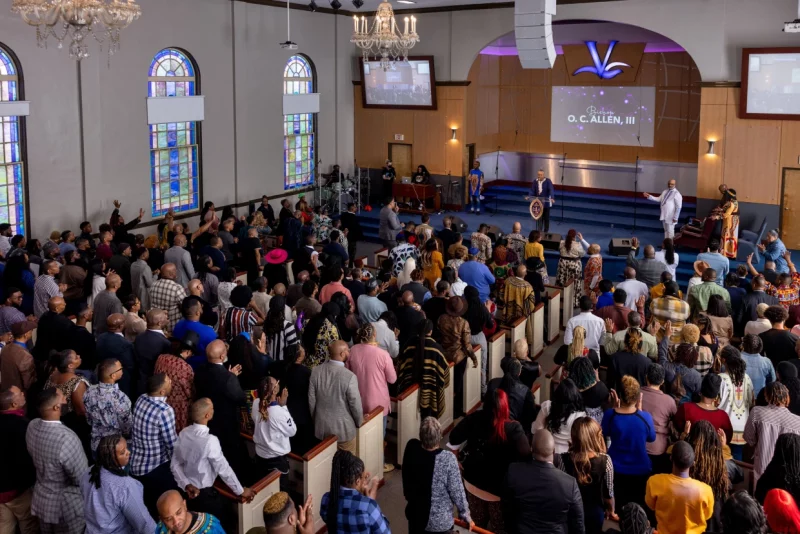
[561,278,575,328]
[464,345,483,414]
[356,407,385,484]
[215,469,281,534]
[531,303,544,358]
[440,362,455,433]
[287,435,339,534]
[487,330,506,382]
[394,384,421,467]
[543,287,561,343]
[374,248,388,267]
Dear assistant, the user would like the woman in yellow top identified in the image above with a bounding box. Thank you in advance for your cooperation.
[524,230,545,262]
[421,238,444,288]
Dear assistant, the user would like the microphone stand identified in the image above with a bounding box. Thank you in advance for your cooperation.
[490,145,500,217]
[560,152,566,221]
[633,155,640,233]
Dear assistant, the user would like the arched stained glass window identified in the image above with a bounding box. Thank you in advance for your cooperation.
[283,55,316,190]
[148,48,200,217]
[0,45,26,236]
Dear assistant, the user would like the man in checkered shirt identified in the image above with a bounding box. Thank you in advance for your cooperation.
[25,387,88,534]
[32,260,66,319]
[149,263,187,333]
[129,373,179,515]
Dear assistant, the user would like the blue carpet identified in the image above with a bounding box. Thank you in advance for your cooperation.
[353,189,760,293]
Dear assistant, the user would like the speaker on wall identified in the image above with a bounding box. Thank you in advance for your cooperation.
[450,216,468,233]
[608,237,634,256]
[541,233,561,251]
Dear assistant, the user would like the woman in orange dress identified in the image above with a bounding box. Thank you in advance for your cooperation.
[583,244,603,299]
[421,238,445,288]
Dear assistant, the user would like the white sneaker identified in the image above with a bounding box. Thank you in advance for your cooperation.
[470,208,474,213]
[383,463,395,473]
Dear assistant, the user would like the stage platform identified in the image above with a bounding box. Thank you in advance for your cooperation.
[352,188,764,293]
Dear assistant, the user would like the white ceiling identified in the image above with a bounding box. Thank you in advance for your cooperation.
[355,0,512,8]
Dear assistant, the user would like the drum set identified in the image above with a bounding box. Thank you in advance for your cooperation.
[317,164,371,215]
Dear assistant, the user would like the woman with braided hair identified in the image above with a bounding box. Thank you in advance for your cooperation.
[755,433,800,504]
[719,345,755,460]
[685,420,728,532]
[251,376,295,481]
[79,435,156,534]
[722,491,769,534]
[745,381,800,484]
[346,322,397,473]
[320,450,389,534]
[605,502,654,534]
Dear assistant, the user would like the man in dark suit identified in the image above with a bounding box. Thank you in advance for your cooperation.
[503,429,584,534]
[437,216,458,261]
[526,169,556,233]
[737,274,779,334]
[394,290,425,350]
[339,203,362,267]
[32,296,96,372]
[133,309,171,398]
[96,313,136,398]
[194,340,247,479]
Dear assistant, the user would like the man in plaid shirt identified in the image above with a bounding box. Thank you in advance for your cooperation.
[650,281,691,344]
[130,373,178,515]
[32,260,65,318]
[26,387,88,534]
[149,264,186,333]
[320,450,390,534]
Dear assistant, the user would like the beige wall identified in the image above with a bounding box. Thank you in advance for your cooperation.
[697,87,800,206]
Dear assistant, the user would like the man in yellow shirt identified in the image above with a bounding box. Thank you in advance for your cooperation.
[645,440,714,534]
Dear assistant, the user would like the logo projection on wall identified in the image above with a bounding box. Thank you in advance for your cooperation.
[573,41,630,80]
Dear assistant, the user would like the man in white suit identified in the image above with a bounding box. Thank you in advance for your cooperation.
[644,179,682,239]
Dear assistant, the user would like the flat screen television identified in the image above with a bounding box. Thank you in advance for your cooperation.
[741,47,800,120]
[360,56,437,110]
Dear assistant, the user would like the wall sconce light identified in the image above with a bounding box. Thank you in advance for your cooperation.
[707,140,716,155]
[451,127,457,141]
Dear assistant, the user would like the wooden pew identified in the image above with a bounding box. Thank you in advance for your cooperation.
[561,278,576,330]
[354,255,368,268]
[455,518,494,533]
[356,407,385,485]
[286,436,339,533]
[236,271,248,286]
[284,260,295,285]
[440,361,455,433]
[487,330,506,382]
[464,345,483,414]
[505,317,526,360]
[531,302,544,358]
[389,385,421,468]
[532,382,541,405]
[215,469,281,534]
[373,247,388,267]
[263,235,279,249]
[733,460,755,494]
[543,287,561,344]
[543,364,563,403]
[362,264,380,279]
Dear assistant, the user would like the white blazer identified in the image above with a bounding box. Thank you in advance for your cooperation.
[648,188,682,222]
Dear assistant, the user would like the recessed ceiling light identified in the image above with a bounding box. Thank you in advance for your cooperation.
[397,1,417,4]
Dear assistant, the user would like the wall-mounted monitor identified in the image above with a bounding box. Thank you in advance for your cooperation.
[360,56,437,110]
[550,86,656,147]
[741,47,800,120]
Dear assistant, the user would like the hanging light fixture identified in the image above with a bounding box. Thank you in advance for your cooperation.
[351,0,420,71]
[11,0,141,61]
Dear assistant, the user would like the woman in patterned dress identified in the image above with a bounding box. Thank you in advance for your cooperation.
[301,301,342,368]
[718,346,754,461]
[44,349,91,455]
[557,229,590,308]
[153,334,197,432]
[583,244,603,300]
[718,189,740,259]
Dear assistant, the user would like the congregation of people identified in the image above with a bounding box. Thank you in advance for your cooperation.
[3,188,800,534]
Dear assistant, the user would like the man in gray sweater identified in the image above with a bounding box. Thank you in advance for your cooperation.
[308,340,363,452]
[627,237,669,289]
[378,198,403,249]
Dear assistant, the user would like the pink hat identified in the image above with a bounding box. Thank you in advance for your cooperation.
[265,248,288,265]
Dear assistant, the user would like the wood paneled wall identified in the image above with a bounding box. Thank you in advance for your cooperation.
[353,86,467,176]
[697,87,799,206]
[464,52,701,164]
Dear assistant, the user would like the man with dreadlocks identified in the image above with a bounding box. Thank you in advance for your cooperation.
[80,434,156,534]
[745,381,800,484]
[320,450,389,534]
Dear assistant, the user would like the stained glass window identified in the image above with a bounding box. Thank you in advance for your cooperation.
[148,48,200,217]
[0,45,25,236]
[283,55,316,190]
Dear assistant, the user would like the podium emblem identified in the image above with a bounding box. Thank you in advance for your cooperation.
[529,198,544,220]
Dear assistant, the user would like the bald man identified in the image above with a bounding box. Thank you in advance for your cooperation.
[503,428,584,533]
[96,312,136,397]
[627,237,669,289]
[171,399,253,527]
[150,264,187,332]
[165,234,195,288]
[616,263,650,312]
[156,490,226,534]
[92,273,124,337]
[193,340,248,478]
[309,340,363,452]
[506,221,527,264]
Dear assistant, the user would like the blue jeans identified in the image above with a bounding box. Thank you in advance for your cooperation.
[470,195,481,212]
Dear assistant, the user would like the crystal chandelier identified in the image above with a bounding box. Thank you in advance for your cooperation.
[351,0,419,71]
[11,0,141,60]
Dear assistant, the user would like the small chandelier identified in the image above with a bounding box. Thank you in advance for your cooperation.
[11,0,141,61]
[351,0,419,71]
